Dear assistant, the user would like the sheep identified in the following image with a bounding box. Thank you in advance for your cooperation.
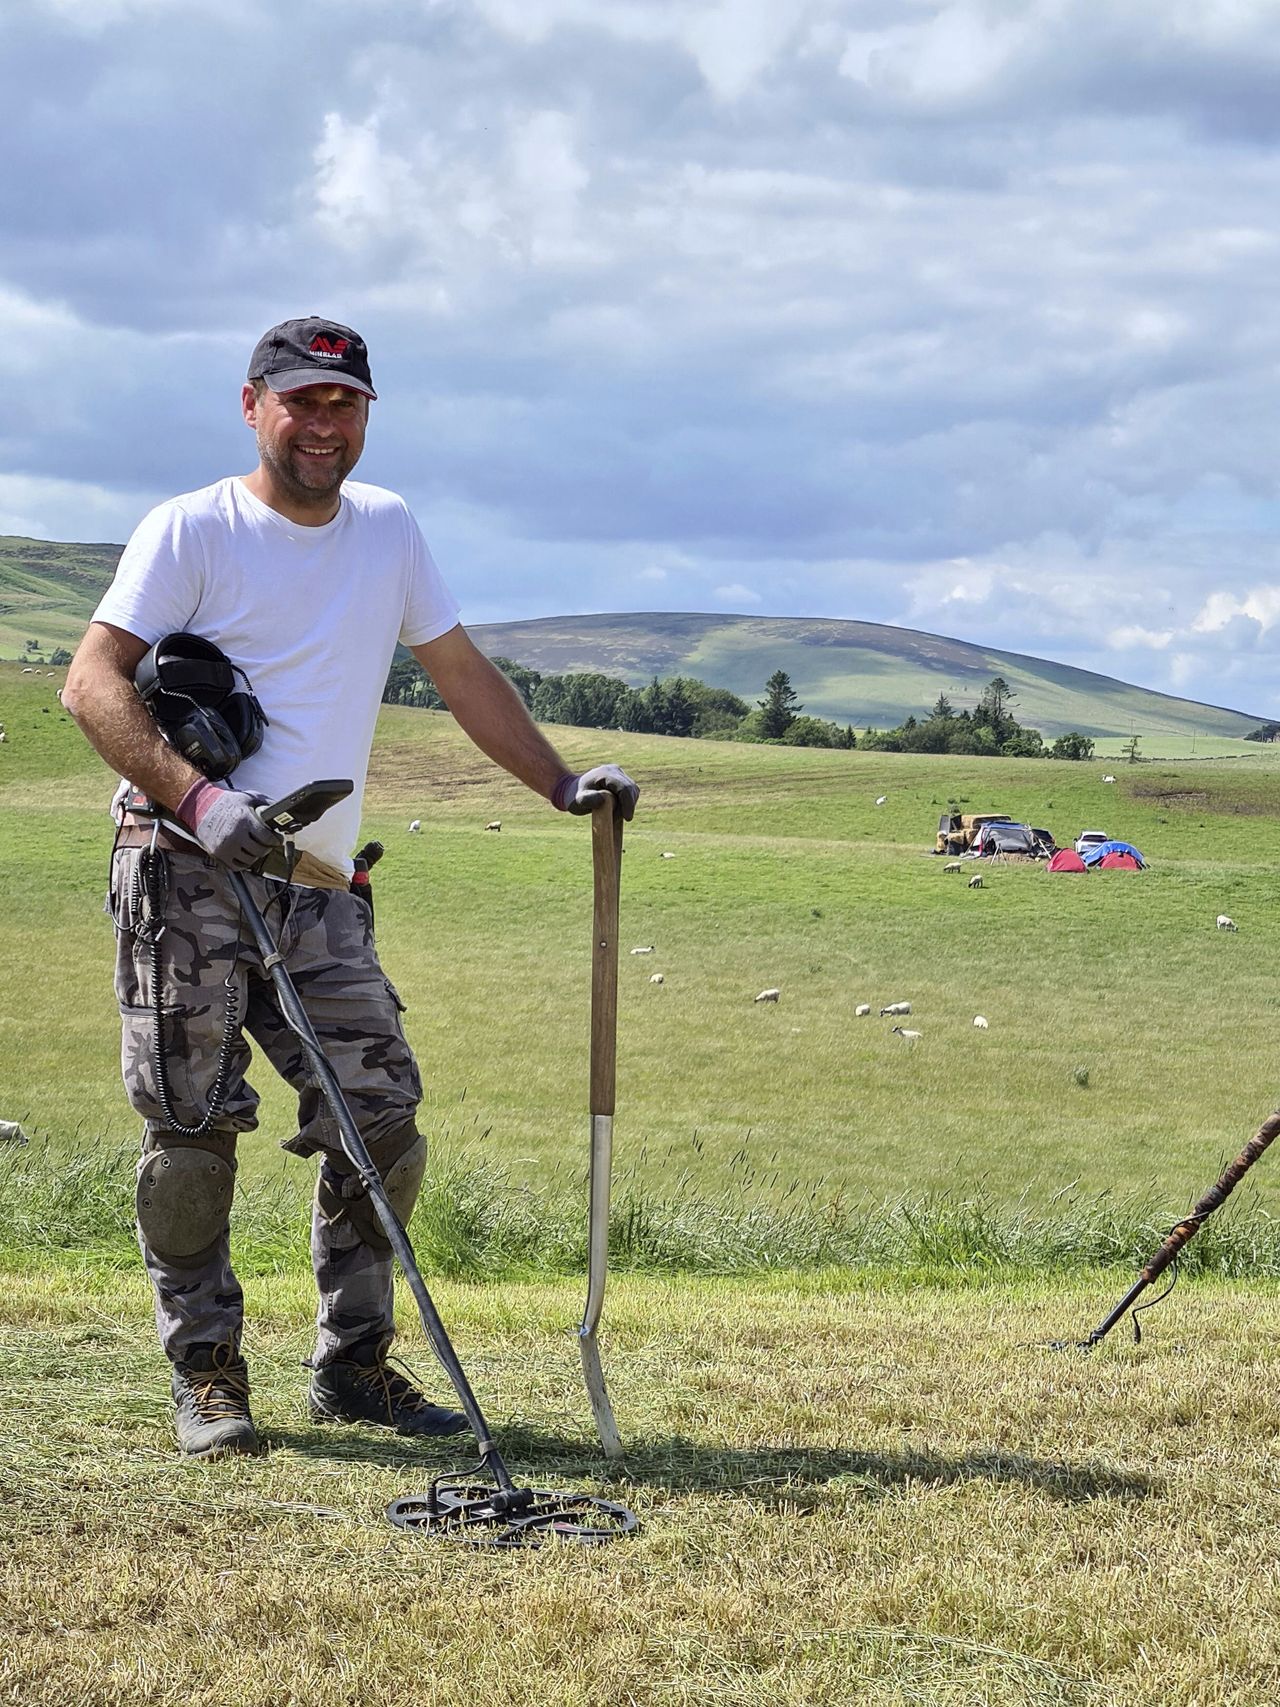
[973,1016,989,1029]
[1103,774,1116,784]
[20,666,34,673]
[855,1003,871,1017]
[875,795,887,806]
[943,861,962,873]
[630,946,655,955]
[0,1120,28,1145]
[891,1026,922,1041]
[485,820,501,832]
[1216,915,1238,931]
[0,732,6,744]
[880,1002,911,1016]
[755,988,781,1003]
[408,819,421,833]
[649,973,665,985]
[968,873,983,889]
[660,851,675,859]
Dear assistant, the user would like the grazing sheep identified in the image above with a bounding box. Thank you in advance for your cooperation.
[943,861,962,873]
[408,819,421,833]
[1217,915,1238,931]
[649,973,665,984]
[968,873,984,889]
[660,851,675,859]
[485,821,501,832]
[891,1026,922,1041]
[880,1002,911,1016]
[973,1016,989,1029]
[875,796,887,806]
[630,946,655,955]
[855,1004,871,1017]
[755,988,781,1003]
[0,732,6,744]
[0,1120,28,1145]
[1103,774,1116,783]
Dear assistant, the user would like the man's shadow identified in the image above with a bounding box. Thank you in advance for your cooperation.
[266,1419,1153,1506]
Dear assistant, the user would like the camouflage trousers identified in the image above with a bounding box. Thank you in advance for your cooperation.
[111,845,423,1368]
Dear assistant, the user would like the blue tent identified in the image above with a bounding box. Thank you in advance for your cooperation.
[1080,839,1145,868]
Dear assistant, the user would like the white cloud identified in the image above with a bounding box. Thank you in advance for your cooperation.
[714,583,763,605]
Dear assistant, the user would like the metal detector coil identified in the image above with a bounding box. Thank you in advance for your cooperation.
[386,1478,639,1548]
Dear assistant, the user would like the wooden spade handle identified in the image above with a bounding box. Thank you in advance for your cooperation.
[590,800,623,1116]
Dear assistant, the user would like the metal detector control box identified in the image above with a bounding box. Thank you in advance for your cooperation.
[257,779,353,837]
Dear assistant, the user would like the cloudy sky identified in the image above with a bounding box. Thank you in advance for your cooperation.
[4,1,1280,713]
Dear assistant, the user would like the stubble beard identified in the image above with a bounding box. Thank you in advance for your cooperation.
[257,430,356,512]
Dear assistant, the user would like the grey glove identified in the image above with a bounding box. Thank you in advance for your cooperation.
[552,764,640,821]
[184,784,282,871]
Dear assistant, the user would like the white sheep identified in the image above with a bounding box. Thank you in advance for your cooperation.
[630,946,655,955]
[943,861,961,873]
[485,821,501,832]
[875,796,887,806]
[1103,774,1116,783]
[755,988,781,1003]
[973,1016,989,1029]
[968,873,984,889]
[408,819,421,833]
[660,851,675,859]
[891,1026,922,1041]
[880,1002,911,1017]
[1216,915,1238,931]
[0,1120,28,1144]
[649,973,665,985]
[855,1003,871,1017]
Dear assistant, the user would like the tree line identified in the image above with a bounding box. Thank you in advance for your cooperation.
[382,657,1094,757]
[859,676,1095,759]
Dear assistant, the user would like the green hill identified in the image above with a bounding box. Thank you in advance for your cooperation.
[1,534,1264,739]
[470,612,1264,741]
[0,536,118,660]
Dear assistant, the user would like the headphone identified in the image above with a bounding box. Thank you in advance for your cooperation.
[135,633,268,780]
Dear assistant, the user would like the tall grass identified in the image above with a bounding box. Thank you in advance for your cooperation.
[5,1136,1277,1284]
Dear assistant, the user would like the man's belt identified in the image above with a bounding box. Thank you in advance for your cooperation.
[115,816,351,891]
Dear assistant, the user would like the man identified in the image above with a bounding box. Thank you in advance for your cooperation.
[63,316,638,1459]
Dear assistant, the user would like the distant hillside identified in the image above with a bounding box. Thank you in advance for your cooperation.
[470,612,1263,740]
[0,535,1263,739]
[0,537,118,659]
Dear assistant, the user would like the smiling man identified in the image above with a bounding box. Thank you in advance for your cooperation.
[64,316,638,1458]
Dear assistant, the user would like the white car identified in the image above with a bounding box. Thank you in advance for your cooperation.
[1075,829,1109,856]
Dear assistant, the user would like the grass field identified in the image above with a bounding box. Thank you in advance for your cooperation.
[5,658,1280,1703]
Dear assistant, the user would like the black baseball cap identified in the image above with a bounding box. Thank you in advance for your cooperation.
[246,316,377,400]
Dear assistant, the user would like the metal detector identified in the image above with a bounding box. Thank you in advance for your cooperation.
[157,781,638,1547]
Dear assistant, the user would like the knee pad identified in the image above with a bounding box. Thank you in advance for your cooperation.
[316,1125,426,1252]
[136,1129,236,1267]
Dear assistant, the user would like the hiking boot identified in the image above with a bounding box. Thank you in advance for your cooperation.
[171,1341,260,1459]
[308,1337,469,1438]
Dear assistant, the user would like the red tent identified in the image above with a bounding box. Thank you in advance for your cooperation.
[1099,851,1142,870]
[1047,848,1087,873]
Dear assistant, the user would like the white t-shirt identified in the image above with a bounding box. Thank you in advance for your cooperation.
[94,476,460,873]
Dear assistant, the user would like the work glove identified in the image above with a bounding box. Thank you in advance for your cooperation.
[551,764,640,822]
[177,778,282,871]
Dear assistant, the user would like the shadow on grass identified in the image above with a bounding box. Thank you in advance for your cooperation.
[266,1420,1153,1506]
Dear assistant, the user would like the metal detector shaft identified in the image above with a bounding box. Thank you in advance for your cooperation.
[1077,1106,1280,1347]
[578,800,625,1460]
[225,869,514,1489]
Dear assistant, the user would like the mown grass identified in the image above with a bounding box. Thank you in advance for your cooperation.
[5,1263,1280,1706]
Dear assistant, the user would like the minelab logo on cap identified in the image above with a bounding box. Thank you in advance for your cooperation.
[309,335,350,358]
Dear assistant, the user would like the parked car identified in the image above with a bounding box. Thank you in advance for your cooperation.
[1075,829,1109,856]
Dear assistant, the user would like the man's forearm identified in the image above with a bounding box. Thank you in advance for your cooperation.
[443,658,570,798]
